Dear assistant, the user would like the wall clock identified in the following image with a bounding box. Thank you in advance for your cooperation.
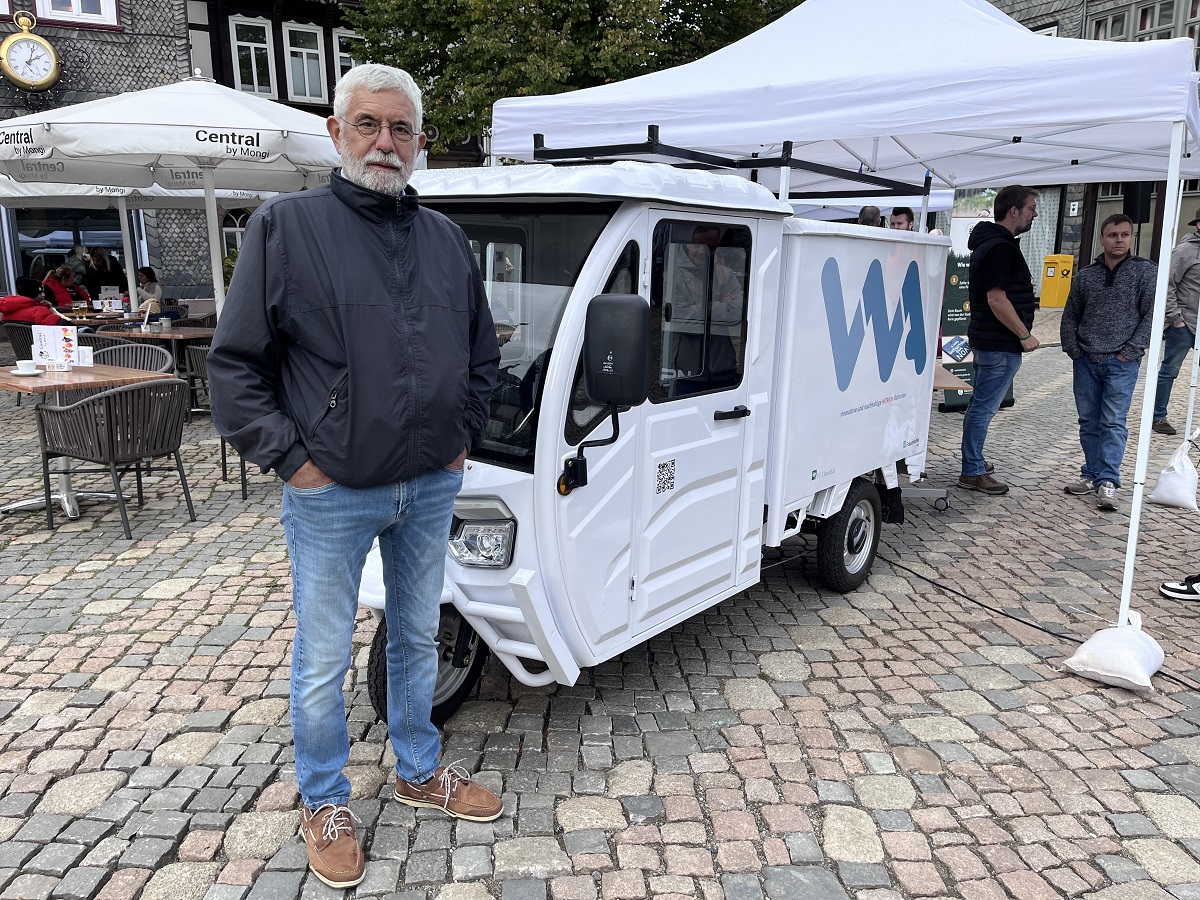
[0,11,61,92]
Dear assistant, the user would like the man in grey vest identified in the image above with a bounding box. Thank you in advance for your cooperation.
[1150,207,1200,435]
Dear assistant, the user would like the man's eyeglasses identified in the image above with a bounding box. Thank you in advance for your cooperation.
[342,119,418,143]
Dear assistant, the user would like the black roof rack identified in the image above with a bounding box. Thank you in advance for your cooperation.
[530,125,932,201]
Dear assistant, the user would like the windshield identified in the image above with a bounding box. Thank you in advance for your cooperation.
[426,201,618,472]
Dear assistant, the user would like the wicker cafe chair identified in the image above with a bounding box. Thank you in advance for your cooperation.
[3,322,33,406]
[35,378,196,539]
[185,344,247,499]
[96,323,140,334]
[78,332,131,351]
[93,342,173,373]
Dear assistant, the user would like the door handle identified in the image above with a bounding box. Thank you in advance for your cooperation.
[714,405,750,421]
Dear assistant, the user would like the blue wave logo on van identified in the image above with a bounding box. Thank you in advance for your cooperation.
[821,258,927,392]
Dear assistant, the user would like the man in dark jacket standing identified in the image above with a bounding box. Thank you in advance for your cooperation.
[959,185,1040,495]
[1060,213,1156,511]
[207,64,501,890]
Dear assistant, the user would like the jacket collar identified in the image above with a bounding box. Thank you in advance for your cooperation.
[329,167,420,225]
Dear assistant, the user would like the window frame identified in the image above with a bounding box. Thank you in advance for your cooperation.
[1135,0,1177,39]
[331,27,365,82]
[31,0,119,27]
[229,15,276,97]
[1089,11,1129,40]
[648,219,752,405]
[282,21,328,104]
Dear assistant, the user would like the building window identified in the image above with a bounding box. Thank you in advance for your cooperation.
[1184,179,1200,192]
[34,0,118,26]
[1098,183,1124,199]
[230,16,275,96]
[283,23,327,103]
[332,29,365,80]
[1033,23,1059,36]
[223,210,252,255]
[1090,12,1128,39]
[1135,1,1176,39]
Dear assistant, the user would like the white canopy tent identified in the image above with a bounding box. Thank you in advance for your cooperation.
[493,0,1200,193]
[791,191,954,223]
[492,0,1200,626]
[0,76,338,314]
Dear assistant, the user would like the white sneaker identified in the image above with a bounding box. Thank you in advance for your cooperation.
[1063,476,1094,496]
[1096,481,1118,511]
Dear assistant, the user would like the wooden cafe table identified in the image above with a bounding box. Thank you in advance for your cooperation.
[0,364,173,519]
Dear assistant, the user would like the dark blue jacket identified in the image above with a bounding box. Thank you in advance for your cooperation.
[208,169,499,488]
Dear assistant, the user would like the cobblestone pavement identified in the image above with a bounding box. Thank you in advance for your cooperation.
[3,311,1200,900]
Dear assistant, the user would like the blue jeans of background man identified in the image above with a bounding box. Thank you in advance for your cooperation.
[961,349,1022,476]
[1153,323,1195,420]
[1072,355,1140,487]
[281,467,463,810]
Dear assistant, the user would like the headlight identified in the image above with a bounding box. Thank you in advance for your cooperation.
[448,519,516,568]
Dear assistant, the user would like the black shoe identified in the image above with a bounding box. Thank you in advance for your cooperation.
[1161,574,1200,601]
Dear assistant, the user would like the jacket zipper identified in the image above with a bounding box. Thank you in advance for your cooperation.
[309,374,348,438]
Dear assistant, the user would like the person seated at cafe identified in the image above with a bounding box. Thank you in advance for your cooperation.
[134,266,163,315]
[85,247,126,300]
[42,266,91,312]
[0,276,79,327]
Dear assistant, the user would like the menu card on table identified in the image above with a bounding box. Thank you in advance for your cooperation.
[32,325,79,368]
[99,286,122,312]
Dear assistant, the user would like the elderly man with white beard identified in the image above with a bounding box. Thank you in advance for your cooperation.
[206,64,501,889]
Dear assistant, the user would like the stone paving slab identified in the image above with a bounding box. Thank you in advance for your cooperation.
[4,315,1200,898]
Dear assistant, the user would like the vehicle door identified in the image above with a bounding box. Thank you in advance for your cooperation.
[631,214,756,636]
[555,231,645,654]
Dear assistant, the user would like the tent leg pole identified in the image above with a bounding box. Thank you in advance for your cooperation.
[202,167,226,319]
[777,165,791,204]
[117,197,137,303]
[1118,119,1185,627]
[917,172,932,233]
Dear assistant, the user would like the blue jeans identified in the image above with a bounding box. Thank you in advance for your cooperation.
[960,349,1022,476]
[1072,355,1140,487]
[281,467,463,809]
[1153,323,1196,420]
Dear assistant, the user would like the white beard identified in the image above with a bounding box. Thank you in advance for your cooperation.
[338,138,414,196]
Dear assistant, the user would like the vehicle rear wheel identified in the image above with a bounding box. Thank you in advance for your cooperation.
[815,477,881,593]
[367,606,489,727]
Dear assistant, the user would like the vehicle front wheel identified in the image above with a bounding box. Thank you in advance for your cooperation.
[815,477,882,593]
[367,606,489,727]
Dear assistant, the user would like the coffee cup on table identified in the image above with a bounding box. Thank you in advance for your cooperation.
[15,359,37,374]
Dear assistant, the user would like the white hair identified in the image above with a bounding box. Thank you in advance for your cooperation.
[333,64,423,130]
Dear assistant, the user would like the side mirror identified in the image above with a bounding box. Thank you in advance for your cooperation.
[559,293,650,496]
[583,293,650,407]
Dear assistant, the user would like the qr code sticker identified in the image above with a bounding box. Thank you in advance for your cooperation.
[656,459,676,494]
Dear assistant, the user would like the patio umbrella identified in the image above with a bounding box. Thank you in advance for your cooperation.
[0,179,275,294]
[0,75,339,315]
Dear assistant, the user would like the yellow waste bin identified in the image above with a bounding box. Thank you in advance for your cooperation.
[1040,253,1074,308]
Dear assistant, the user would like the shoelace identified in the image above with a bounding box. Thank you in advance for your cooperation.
[433,761,473,812]
[312,804,360,844]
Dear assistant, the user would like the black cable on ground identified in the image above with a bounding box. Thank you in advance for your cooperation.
[877,552,1200,693]
[762,546,1200,690]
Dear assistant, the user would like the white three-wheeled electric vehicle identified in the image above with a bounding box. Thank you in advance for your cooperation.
[359,162,950,723]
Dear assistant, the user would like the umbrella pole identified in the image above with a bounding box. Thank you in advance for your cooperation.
[202,166,226,318]
[1117,119,1185,627]
[117,197,137,304]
